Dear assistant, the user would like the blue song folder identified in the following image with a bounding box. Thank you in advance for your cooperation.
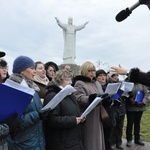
[0,82,34,121]
[135,90,144,103]
[111,89,124,100]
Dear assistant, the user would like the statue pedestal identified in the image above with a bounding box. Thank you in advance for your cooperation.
[59,64,80,76]
[63,58,75,64]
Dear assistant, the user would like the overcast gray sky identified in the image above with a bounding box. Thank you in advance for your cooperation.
[0,0,150,75]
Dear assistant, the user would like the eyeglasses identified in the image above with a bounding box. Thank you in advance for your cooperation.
[87,69,96,73]
[0,66,8,70]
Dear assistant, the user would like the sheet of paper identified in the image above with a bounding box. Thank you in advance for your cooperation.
[20,79,29,87]
[105,83,121,95]
[121,82,134,96]
[41,85,76,111]
[4,79,35,95]
[81,97,102,118]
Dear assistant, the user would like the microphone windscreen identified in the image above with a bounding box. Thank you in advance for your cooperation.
[115,8,132,22]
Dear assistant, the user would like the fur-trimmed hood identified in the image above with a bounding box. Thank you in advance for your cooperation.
[72,75,96,86]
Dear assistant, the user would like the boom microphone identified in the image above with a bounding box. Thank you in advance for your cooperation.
[116,1,140,22]
[115,0,150,22]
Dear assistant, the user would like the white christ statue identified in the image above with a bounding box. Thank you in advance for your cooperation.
[55,17,88,64]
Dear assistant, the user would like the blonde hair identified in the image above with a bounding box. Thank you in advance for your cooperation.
[79,61,96,76]
[52,70,73,85]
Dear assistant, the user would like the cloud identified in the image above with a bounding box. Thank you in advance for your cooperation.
[0,0,150,74]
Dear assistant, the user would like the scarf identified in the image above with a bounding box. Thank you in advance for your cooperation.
[9,73,40,92]
[33,74,49,86]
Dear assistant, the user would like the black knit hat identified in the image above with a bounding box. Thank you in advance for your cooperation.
[0,51,5,57]
[96,69,107,77]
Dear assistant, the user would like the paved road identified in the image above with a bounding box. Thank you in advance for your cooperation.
[113,139,150,150]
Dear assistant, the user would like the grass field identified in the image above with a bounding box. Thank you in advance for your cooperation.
[123,105,150,142]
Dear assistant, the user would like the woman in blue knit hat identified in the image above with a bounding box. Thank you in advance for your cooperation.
[7,56,47,150]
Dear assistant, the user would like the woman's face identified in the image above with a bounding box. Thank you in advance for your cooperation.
[0,66,8,80]
[96,74,107,83]
[35,63,46,78]
[46,66,55,78]
[21,67,36,80]
[61,78,72,87]
[85,68,96,79]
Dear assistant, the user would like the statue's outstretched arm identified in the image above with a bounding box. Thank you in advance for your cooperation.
[55,17,66,29]
[84,21,89,26]
[55,17,60,23]
[75,21,89,31]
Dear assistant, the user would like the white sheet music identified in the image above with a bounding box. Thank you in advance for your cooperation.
[81,97,103,118]
[105,83,121,95]
[121,82,134,96]
[41,85,76,111]
[4,79,35,96]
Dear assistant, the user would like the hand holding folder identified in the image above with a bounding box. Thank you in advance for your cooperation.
[135,90,144,103]
[0,79,35,121]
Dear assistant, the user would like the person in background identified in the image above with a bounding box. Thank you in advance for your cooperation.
[73,61,105,150]
[125,78,148,147]
[108,73,119,83]
[96,69,109,91]
[96,69,125,149]
[64,65,71,72]
[0,59,9,83]
[0,51,20,150]
[108,72,125,150]
[33,61,49,103]
[7,56,48,150]
[44,61,59,82]
[106,71,110,80]
[96,69,114,150]
[43,69,85,150]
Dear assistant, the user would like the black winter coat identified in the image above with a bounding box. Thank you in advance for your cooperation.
[43,85,84,150]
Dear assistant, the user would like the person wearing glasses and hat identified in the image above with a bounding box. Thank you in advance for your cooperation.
[0,51,19,150]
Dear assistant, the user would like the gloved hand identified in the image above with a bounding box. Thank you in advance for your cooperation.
[0,113,20,135]
[126,98,136,105]
[97,93,109,99]
[97,93,112,104]
[114,99,121,106]
[130,101,143,107]
[38,108,52,120]
[128,91,133,98]
[89,93,97,104]
[135,102,145,107]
